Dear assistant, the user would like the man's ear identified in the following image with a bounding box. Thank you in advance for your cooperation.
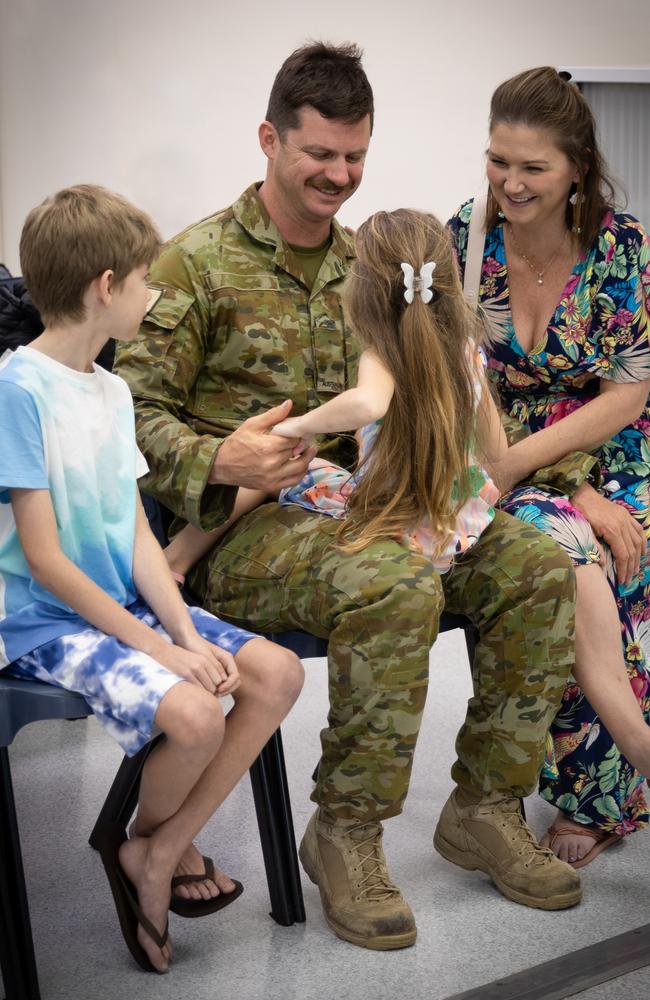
[258,120,279,161]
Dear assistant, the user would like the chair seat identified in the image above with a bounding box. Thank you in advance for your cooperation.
[0,675,91,748]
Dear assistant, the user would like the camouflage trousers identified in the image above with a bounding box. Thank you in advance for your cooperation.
[190,505,575,821]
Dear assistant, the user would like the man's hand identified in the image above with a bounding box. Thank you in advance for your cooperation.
[572,482,645,586]
[209,400,317,491]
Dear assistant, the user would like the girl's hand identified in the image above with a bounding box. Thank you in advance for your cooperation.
[272,419,316,460]
[571,482,646,586]
[272,416,309,439]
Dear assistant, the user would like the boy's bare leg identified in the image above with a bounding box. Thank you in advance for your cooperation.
[542,562,650,863]
[165,488,268,579]
[120,640,303,970]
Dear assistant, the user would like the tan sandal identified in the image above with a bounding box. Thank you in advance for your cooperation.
[544,823,622,870]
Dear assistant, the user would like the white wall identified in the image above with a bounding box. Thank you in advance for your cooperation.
[2,0,649,271]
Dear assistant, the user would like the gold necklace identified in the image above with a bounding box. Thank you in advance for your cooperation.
[507,224,567,286]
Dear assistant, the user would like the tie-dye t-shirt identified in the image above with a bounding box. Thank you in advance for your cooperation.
[0,346,147,666]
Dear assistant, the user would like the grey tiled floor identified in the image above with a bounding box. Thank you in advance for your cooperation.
[4,629,650,1000]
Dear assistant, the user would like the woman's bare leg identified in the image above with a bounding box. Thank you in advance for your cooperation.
[542,562,650,863]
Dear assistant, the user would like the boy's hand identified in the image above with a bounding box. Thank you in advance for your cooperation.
[154,638,239,694]
[178,632,241,695]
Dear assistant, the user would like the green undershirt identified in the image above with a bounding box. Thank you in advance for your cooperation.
[287,236,332,290]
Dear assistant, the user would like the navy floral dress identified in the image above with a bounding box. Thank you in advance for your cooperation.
[449,203,650,837]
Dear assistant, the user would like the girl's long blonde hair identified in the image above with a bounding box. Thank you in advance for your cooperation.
[339,208,482,556]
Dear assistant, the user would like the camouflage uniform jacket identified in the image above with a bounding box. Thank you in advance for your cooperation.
[114,183,359,531]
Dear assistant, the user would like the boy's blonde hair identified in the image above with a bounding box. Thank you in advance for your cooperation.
[19,184,161,325]
[340,208,482,557]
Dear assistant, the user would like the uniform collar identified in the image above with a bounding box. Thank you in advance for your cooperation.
[232,183,355,278]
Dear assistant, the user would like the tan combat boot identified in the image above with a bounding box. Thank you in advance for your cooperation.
[433,788,582,910]
[299,809,416,949]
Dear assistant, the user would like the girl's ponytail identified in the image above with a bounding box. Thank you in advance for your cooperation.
[341,209,482,557]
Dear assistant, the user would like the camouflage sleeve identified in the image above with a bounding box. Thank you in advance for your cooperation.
[114,243,237,531]
[500,412,602,495]
[527,452,602,495]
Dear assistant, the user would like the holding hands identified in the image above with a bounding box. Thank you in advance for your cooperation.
[209,400,317,492]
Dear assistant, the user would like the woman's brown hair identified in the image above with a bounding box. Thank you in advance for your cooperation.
[486,66,619,249]
[339,209,482,558]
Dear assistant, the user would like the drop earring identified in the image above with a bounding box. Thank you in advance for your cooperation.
[570,179,584,235]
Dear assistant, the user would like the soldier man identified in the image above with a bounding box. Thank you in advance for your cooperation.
[115,41,582,950]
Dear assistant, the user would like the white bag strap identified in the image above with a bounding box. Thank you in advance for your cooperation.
[463,193,488,312]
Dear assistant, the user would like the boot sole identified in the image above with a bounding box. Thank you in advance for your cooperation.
[433,829,582,911]
[299,838,417,950]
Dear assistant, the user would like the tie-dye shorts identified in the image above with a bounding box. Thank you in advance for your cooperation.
[5,599,258,755]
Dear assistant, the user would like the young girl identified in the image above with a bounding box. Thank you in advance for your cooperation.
[166,208,650,795]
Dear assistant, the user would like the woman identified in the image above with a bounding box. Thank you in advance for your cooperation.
[449,66,650,868]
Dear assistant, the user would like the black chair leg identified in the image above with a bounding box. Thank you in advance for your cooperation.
[88,735,163,849]
[249,729,305,926]
[0,747,41,1000]
[91,729,305,926]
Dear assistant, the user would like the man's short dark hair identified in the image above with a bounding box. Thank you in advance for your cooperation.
[265,41,374,137]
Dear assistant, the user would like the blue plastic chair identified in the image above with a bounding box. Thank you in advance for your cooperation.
[0,678,91,1000]
[0,651,312,1000]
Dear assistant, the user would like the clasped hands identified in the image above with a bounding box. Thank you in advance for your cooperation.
[208,399,317,492]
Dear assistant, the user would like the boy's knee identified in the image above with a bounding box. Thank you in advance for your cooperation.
[167,686,225,752]
[239,641,304,706]
[274,648,304,704]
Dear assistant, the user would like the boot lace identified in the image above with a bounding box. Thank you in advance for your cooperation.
[350,824,401,901]
[483,796,558,869]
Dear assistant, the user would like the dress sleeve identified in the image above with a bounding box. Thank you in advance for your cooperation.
[0,380,48,500]
[589,216,650,384]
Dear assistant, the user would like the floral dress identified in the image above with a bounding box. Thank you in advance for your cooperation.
[449,203,650,837]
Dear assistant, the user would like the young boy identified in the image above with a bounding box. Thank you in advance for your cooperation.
[0,185,303,974]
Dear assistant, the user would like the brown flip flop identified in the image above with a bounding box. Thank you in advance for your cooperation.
[544,823,622,870]
[97,822,169,972]
[170,854,244,918]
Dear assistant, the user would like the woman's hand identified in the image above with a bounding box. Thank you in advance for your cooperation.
[571,482,645,585]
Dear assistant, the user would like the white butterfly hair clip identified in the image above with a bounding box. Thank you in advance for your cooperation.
[400,261,437,305]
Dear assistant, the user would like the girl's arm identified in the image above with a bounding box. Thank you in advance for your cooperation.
[495,378,650,491]
[272,350,395,439]
[11,487,236,693]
